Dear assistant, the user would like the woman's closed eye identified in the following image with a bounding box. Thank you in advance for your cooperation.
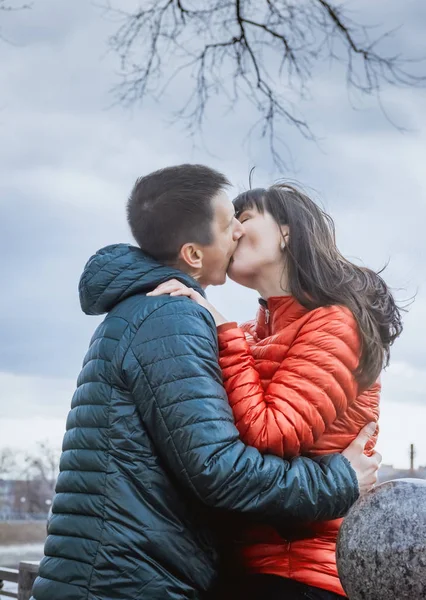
[239,212,251,224]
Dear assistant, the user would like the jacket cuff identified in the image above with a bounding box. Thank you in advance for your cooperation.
[340,454,360,502]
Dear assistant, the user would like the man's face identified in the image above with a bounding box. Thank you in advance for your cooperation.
[198,191,244,287]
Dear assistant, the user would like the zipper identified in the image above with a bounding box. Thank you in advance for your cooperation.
[258,298,270,332]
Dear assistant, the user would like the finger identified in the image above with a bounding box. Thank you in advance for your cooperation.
[157,279,180,287]
[146,284,168,295]
[170,290,192,297]
[147,283,181,296]
[372,451,382,465]
[147,289,167,296]
[157,282,180,291]
[187,288,198,299]
[165,279,187,288]
[354,422,377,450]
[170,286,196,297]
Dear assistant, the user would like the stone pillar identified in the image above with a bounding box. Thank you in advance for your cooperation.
[336,479,426,599]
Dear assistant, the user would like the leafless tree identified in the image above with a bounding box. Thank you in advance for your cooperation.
[0,0,31,13]
[0,443,59,515]
[0,447,17,477]
[0,0,32,44]
[102,0,425,168]
[24,441,60,485]
[22,441,60,513]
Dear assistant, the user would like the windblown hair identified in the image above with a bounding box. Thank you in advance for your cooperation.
[233,184,403,390]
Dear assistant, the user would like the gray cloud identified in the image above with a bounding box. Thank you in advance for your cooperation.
[0,0,425,412]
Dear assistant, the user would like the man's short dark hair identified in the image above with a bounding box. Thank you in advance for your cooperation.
[127,164,230,264]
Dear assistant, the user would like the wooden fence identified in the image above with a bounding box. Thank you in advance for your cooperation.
[0,561,38,600]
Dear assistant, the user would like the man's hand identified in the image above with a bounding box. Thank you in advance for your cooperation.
[342,422,382,495]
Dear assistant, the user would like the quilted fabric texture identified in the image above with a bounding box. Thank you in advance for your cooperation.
[217,295,380,596]
[31,245,360,600]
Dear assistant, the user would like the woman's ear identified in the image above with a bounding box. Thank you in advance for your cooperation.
[280,225,290,249]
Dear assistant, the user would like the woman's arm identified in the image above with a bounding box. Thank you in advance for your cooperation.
[218,306,362,458]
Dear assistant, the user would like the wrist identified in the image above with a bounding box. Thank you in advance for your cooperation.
[217,321,238,333]
[211,310,228,326]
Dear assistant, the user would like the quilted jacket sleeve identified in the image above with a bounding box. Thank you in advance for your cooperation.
[124,299,359,524]
[217,306,361,458]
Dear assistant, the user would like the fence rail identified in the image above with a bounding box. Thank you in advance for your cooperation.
[0,562,38,600]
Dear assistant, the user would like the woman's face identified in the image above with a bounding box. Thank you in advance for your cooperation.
[227,206,288,288]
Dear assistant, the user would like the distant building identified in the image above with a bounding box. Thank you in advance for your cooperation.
[378,465,426,484]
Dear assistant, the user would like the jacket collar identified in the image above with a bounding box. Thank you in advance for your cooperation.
[256,296,308,337]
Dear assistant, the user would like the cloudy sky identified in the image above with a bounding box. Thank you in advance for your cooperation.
[1,0,425,470]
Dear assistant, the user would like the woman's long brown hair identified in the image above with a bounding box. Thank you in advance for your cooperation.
[233,184,403,390]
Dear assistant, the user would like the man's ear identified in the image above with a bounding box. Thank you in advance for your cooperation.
[179,243,204,271]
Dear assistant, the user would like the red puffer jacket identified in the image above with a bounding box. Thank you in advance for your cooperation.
[217,296,380,597]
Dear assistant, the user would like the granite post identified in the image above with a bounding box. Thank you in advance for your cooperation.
[336,479,426,599]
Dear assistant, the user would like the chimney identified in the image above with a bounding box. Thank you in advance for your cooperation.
[410,444,415,473]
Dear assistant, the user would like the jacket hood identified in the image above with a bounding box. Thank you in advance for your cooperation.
[79,243,204,315]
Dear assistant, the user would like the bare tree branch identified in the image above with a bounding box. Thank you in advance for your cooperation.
[0,0,32,45]
[0,447,17,477]
[102,0,426,169]
[0,0,32,12]
[23,441,60,483]
[21,441,60,512]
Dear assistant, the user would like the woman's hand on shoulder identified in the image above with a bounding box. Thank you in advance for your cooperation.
[148,279,205,303]
[147,279,228,326]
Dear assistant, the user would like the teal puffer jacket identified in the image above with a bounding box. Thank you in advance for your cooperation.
[31,244,358,600]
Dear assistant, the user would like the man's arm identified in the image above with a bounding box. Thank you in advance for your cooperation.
[124,299,367,524]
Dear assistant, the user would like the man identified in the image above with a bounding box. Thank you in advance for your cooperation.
[31,164,380,600]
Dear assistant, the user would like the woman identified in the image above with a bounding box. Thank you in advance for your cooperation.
[150,184,403,599]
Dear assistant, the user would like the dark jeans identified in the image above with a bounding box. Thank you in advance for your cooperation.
[240,574,346,600]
